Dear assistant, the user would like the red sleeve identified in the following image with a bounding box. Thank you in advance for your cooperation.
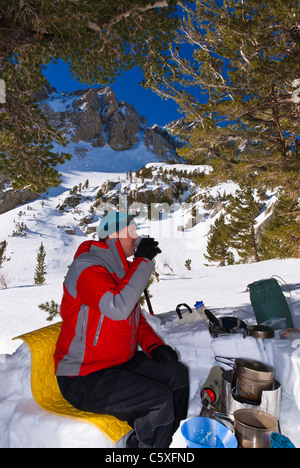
[76,257,154,321]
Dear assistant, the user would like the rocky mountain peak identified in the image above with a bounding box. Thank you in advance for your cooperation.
[0,85,182,214]
[41,85,181,159]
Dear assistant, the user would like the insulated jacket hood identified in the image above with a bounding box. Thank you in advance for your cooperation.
[73,240,104,259]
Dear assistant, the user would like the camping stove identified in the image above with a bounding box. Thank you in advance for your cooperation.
[220,370,282,420]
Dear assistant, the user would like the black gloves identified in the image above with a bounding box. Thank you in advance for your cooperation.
[151,345,178,365]
[135,236,161,261]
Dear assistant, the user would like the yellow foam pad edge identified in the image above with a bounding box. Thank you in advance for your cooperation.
[13,321,131,444]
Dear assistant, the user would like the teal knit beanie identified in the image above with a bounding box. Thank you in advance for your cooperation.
[97,212,135,239]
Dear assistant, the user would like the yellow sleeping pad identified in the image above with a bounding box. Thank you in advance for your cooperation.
[13,322,131,444]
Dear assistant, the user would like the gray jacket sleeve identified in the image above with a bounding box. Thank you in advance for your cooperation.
[99,258,154,321]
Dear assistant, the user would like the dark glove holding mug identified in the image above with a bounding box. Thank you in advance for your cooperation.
[151,345,178,365]
[134,236,161,261]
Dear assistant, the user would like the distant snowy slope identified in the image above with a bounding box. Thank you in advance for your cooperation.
[0,158,288,354]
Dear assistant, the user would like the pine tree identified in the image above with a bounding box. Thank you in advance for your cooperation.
[34,242,47,285]
[225,186,262,263]
[0,0,180,192]
[260,192,300,259]
[0,240,7,269]
[204,213,233,266]
[148,0,300,195]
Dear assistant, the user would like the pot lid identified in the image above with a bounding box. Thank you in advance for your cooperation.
[246,325,275,339]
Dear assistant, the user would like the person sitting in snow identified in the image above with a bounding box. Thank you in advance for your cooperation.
[54,211,189,448]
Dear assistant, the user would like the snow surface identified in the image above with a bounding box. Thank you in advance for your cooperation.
[0,133,300,448]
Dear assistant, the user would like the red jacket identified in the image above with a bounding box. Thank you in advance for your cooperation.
[54,238,164,376]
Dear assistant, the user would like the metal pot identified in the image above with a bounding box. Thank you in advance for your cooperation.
[215,357,274,404]
[233,358,274,403]
[212,409,279,448]
[233,409,279,448]
[221,370,282,420]
[246,325,275,339]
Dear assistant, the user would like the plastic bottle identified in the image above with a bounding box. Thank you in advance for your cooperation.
[194,301,206,320]
[200,366,224,408]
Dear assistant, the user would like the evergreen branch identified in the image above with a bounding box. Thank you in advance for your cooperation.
[88,0,170,33]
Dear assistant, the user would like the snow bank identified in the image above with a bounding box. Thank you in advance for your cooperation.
[0,344,112,449]
[1,274,300,448]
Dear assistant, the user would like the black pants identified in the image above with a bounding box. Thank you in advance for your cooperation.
[57,351,189,448]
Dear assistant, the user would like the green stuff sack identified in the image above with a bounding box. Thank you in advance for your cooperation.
[248,277,294,328]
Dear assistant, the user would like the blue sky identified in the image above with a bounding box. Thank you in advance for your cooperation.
[43,59,183,127]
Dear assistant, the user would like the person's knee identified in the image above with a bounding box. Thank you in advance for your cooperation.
[178,361,189,383]
[167,361,189,390]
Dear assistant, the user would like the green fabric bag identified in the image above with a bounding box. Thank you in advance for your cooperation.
[248,277,294,328]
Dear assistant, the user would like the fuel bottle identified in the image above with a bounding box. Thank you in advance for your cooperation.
[200,366,224,408]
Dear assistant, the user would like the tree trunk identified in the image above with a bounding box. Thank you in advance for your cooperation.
[270,86,288,170]
[251,225,260,262]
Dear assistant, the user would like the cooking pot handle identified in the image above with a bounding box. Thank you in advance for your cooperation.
[232,383,253,399]
[212,411,234,432]
[215,356,235,368]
